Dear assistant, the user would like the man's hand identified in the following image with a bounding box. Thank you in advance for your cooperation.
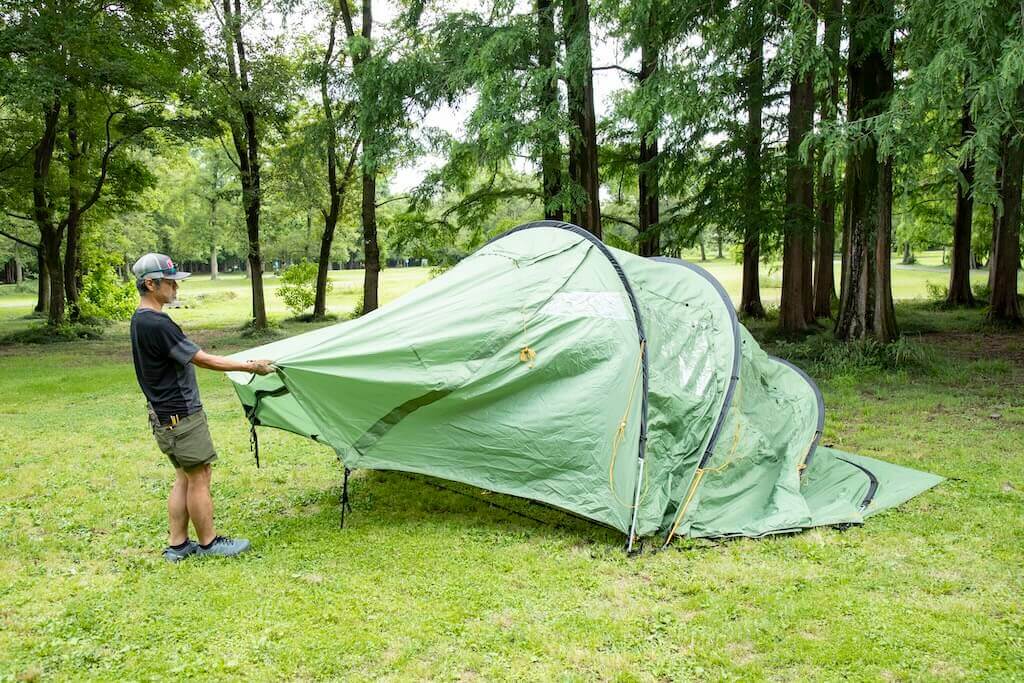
[193,350,277,375]
[246,359,276,376]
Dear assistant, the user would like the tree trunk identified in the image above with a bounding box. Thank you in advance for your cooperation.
[637,8,660,257]
[32,97,65,326]
[802,201,815,324]
[35,245,48,313]
[41,229,65,325]
[874,158,898,341]
[315,7,343,321]
[699,240,706,261]
[717,231,724,259]
[210,245,219,280]
[813,0,841,317]
[813,166,837,317]
[223,0,267,329]
[537,0,563,220]
[901,241,912,264]
[740,0,765,318]
[15,254,23,283]
[361,167,380,314]
[988,86,1024,324]
[989,200,999,293]
[356,0,380,315]
[64,97,83,321]
[835,0,894,341]
[780,2,816,334]
[563,0,601,237]
[947,91,976,306]
[315,148,358,320]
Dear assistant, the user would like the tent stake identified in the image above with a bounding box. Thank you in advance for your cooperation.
[339,467,352,529]
[249,423,259,469]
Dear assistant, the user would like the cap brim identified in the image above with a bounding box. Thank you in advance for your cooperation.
[165,271,191,280]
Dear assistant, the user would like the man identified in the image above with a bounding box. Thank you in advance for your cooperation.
[130,253,275,562]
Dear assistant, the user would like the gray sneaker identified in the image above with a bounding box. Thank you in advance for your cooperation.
[163,540,199,563]
[195,535,251,558]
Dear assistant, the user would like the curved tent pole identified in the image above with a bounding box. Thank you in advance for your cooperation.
[649,257,742,548]
[486,221,650,553]
[768,356,825,473]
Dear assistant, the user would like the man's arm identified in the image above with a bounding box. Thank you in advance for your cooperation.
[192,350,276,376]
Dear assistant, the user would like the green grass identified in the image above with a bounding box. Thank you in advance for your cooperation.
[1,262,1023,680]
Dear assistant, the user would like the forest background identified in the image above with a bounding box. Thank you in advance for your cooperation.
[1,0,1022,338]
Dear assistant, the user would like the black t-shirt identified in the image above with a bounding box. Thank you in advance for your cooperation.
[130,308,202,423]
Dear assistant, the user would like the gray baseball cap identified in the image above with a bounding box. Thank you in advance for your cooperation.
[132,253,191,281]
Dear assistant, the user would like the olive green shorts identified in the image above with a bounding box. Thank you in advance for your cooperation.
[152,410,219,470]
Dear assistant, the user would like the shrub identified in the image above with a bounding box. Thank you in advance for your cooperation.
[772,334,930,377]
[925,281,948,302]
[79,257,136,321]
[277,260,328,318]
[1,322,104,345]
[971,282,991,303]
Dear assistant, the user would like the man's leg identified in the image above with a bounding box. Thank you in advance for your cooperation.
[183,463,216,545]
[168,468,190,546]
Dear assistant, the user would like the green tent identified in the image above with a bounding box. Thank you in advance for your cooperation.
[228,221,941,550]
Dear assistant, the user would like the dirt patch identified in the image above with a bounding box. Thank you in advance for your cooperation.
[919,331,1024,366]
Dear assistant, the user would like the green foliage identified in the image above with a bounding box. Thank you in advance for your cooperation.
[972,282,991,303]
[79,255,136,321]
[773,333,931,377]
[276,260,327,317]
[925,281,948,302]
[1,321,103,345]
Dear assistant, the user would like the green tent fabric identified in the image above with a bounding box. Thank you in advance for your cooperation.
[228,221,941,548]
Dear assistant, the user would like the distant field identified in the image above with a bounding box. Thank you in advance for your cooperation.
[2,250,1018,338]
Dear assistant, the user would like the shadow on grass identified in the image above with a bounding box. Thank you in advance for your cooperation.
[254,468,625,552]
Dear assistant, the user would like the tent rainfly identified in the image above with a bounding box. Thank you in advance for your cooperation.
[228,221,942,551]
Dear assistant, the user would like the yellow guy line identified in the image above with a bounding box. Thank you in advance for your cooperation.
[608,340,647,509]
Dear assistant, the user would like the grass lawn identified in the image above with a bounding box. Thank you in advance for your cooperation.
[1,258,1022,680]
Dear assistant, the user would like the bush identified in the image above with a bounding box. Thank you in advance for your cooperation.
[79,258,136,321]
[772,334,930,377]
[925,281,948,302]
[276,260,328,318]
[1,322,104,345]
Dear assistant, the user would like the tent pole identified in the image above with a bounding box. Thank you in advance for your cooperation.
[625,457,645,554]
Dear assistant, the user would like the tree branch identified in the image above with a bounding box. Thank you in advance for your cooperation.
[593,64,640,78]
[602,213,639,230]
[0,227,38,250]
[375,194,411,208]
[218,133,242,171]
[338,0,356,39]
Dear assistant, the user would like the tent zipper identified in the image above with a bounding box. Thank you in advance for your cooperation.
[836,457,879,511]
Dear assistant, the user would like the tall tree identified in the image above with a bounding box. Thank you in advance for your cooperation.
[635,3,661,256]
[537,0,564,220]
[216,0,269,329]
[779,0,817,333]
[947,88,976,306]
[988,85,1024,324]
[740,0,766,318]
[563,0,601,236]
[813,0,841,317]
[835,0,897,341]
[312,2,360,320]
